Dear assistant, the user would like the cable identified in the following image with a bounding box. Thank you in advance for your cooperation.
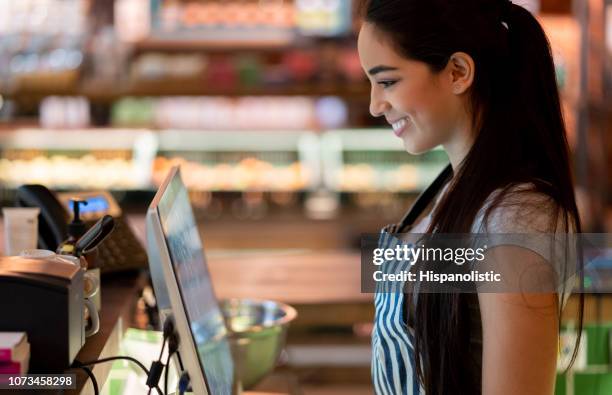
[164,329,181,395]
[146,341,166,395]
[75,316,180,395]
[79,356,149,375]
[164,352,172,395]
[175,349,185,372]
[160,317,181,395]
[147,335,168,395]
[146,360,165,395]
[145,315,180,395]
[77,356,163,395]
[72,362,99,395]
[128,317,175,395]
[80,366,99,395]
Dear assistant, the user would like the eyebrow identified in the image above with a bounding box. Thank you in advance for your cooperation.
[367,65,399,76]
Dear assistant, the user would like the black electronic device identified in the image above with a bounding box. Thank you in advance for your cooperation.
[0,256,85,373]
[15,185,148,275]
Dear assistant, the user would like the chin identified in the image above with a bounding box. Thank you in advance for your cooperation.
[401,137,435,155]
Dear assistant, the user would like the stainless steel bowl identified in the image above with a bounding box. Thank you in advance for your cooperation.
[220,298,297,390]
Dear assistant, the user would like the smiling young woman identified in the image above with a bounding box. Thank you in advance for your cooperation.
[357,0,583,394]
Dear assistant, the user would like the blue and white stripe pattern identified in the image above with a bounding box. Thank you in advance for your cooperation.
[372,226,424,395]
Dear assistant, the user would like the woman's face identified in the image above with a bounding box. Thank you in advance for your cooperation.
[357,22,467,154]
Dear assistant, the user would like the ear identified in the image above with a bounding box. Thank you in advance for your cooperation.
[446,52,475,95]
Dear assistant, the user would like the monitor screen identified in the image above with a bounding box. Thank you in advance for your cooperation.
[71,196,110,215]
[156,172,234,395]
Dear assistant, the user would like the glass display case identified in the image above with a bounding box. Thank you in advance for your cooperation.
[0,128,156,190]
[321,129,449,193]
[152,129,320,192]
[0,128,451,205]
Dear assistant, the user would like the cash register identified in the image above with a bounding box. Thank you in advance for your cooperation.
[146,166,234,395]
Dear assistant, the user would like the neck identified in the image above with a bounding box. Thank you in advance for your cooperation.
[443,113,474,171]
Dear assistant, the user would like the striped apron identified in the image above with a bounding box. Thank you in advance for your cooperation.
[371,164,452,395]
[371,224,424,395]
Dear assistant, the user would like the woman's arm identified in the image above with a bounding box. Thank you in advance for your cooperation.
[478,245,559,395]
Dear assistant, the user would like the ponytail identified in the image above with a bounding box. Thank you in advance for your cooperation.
[504,2,574,192]
[504,0,585,373]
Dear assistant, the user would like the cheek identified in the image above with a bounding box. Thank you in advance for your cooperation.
[394,78,435,115]
[407,84,455,134]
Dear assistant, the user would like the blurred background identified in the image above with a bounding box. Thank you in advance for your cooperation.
[0,0,610,236]
[0,0,611,394]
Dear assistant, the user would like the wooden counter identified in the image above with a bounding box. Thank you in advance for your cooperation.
[65,272,147,395]
[208,249,612,325]
[208,250,373,327]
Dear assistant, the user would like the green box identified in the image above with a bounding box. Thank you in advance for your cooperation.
[585,324,612,366]
[574,372,612,395]
[555,373,567,395]
[557,372,612,395]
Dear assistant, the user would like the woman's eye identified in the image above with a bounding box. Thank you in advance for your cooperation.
[377,80,397,89]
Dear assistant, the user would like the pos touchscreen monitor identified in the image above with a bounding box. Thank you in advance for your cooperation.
[146,166,234,395]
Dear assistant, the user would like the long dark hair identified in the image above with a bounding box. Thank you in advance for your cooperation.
[361,0,583,393]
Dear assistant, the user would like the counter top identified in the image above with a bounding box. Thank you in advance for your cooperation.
[209,250,369,305]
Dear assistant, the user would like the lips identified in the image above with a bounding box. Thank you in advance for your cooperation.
[390,117,408,137]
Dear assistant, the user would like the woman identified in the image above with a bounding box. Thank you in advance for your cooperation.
[357,0,583,394]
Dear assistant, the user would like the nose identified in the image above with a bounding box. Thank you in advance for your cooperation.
[369,87,390,118]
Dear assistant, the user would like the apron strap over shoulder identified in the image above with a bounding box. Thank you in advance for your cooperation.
[397,163,453,233]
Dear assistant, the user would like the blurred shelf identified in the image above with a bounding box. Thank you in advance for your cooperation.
[0,128,156,191]
[322,129,442,151]
[541,0,573,14]
[130,34,354,53]
[125,80,370,98]
[586,99,612,115]
[0,184,314,193]
[132,36,297,52]
[0,127,155,150]
[157,129,315,151]
[0,127,450,195]
[320,129,449,192]
[2,80,370,102]
[0,121,39,131]
[0,185,157,193]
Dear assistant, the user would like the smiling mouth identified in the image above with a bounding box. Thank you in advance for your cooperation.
[390,118,408,137]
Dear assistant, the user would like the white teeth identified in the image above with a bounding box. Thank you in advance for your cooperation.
[392,118,407,131]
